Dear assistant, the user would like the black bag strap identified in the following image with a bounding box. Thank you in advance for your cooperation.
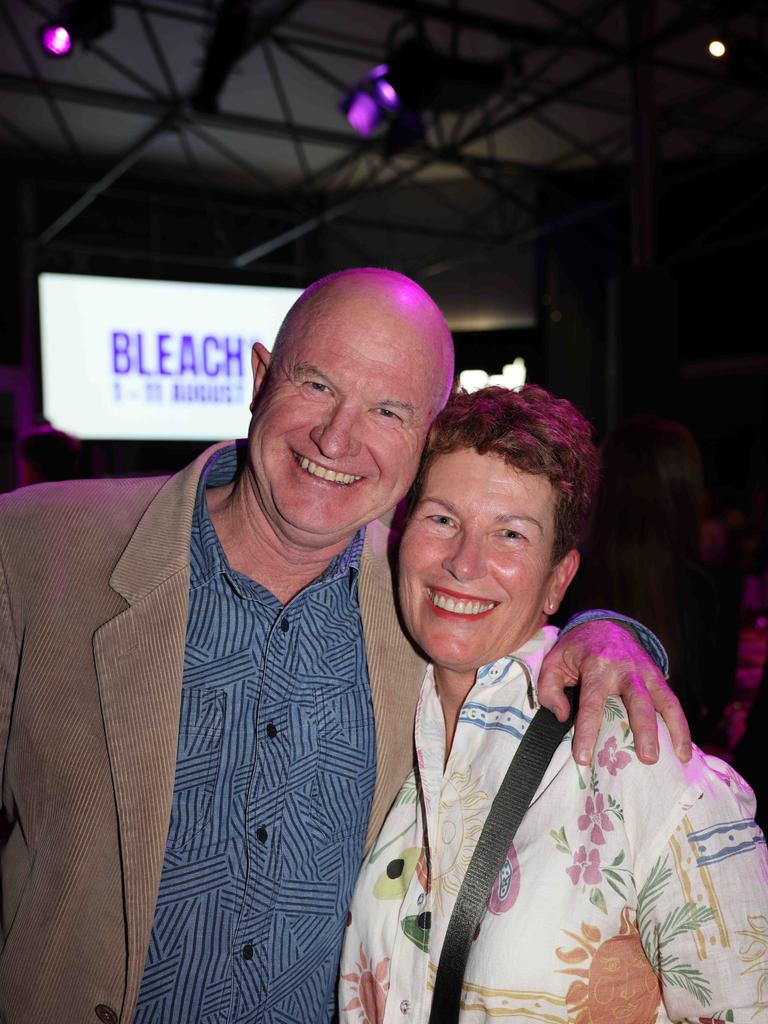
[428,687,577,1024]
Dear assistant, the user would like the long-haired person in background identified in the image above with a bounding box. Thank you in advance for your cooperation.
[575,416,737,743]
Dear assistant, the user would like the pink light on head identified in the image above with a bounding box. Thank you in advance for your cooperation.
[41,24,72,55]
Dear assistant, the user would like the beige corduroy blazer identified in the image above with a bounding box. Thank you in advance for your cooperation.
[0,443,426,1024]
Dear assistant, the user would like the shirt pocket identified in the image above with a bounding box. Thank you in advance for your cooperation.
[309,688,376,843]
[166,689,225,849]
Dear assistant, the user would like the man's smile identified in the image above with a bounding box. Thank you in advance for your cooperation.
[293,451,362,486]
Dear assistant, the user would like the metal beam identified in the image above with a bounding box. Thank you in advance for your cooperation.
[192,0,306,111]
[0,71,358,150]
[455,0,735,152]
[38,114,175,247]
[232,155,436,266]
[134,0,180,100]
[351,0,619,53]
[43,238,301,277]
[262,40,313,186]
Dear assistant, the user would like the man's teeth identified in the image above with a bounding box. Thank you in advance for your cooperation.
[428,589,496,616]
[297,455,361,485]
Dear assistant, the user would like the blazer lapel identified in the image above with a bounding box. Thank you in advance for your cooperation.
[359,519,426,853]
[93,442,227,1017]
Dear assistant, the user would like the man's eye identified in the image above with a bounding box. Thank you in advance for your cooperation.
[376,407,399,420]
[306,381,329,393]
[500,529,523,540]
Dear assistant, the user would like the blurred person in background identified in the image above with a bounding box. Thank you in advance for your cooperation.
[19,424,82,485]
[573,417,738,744]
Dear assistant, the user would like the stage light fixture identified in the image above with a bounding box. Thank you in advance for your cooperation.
[340,64,401,138]
[39,0,114,58]
[40,23,72,56]
[709,39,726,58]
[340,29,515,156]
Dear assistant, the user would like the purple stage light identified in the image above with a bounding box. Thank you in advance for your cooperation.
[344,91,380,137]
[374,77,399,112]
[41,24,72,56]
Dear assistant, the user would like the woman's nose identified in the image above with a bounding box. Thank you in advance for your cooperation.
[442,533,485,582]
[309,404,362,460]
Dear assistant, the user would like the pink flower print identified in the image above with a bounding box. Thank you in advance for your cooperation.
[583,848,602,885]
[597,736,632,775]
[577,793,613,845]
[566,845,588,885]
[565,845,603,886]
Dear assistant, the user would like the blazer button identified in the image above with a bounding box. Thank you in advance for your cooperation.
[95,1005,118,1024]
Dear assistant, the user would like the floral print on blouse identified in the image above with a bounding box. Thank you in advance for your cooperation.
[340,627,768,1024]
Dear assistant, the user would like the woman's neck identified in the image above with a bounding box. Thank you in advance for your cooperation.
[433,665,478,761]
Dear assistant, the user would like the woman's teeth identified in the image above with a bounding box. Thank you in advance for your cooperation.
[428,589,496,616]
[296,454,361,485]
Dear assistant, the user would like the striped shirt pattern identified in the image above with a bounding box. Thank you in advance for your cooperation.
[134,444,376,1023]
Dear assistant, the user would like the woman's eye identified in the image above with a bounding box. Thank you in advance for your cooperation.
[500,529,523,540]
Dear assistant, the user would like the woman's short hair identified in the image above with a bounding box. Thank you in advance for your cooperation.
[409,385,598,564]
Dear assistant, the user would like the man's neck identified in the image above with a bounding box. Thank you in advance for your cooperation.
[206,479,353,604]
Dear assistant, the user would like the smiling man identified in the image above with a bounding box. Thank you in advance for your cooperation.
[0,268,687,1024]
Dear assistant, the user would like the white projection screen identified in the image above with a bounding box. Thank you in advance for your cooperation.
[38,273,303,441]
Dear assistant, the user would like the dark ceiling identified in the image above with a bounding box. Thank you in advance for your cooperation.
[1,0,767,328]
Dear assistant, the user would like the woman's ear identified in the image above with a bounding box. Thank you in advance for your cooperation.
[546,548,580,614]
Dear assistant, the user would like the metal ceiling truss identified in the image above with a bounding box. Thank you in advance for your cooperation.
[2,0,767,282]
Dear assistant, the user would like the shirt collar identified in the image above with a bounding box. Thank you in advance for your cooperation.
[464,626,561,709]
[191,441,365,592]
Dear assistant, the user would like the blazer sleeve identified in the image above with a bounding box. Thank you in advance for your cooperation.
[0,530,20,790]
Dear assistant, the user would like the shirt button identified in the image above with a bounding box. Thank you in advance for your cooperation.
[400,999,411,1014]
[280,617,289,633]
[242,943,254,960]
[266,722,278,739]
[95,1006,118,1024]
[256,826,268,843]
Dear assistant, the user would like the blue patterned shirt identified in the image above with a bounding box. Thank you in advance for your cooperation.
[135,444,376,1024]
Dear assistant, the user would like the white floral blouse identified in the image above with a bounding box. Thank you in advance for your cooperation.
[340,627,768,1023]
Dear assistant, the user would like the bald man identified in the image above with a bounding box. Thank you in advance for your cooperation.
[0,269,685,1024]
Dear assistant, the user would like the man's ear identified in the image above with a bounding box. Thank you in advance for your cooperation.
[546,548,580,615]
[250,342,272,411]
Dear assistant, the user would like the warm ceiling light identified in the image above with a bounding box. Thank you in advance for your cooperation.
[459,359,527,393]
[709,40,726,59]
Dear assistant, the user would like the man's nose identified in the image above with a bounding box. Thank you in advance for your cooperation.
[442,533,485,582]
[309,403,362,460]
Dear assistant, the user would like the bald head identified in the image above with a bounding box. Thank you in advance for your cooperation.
[242,267,457,555]
[272,268,455,417]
